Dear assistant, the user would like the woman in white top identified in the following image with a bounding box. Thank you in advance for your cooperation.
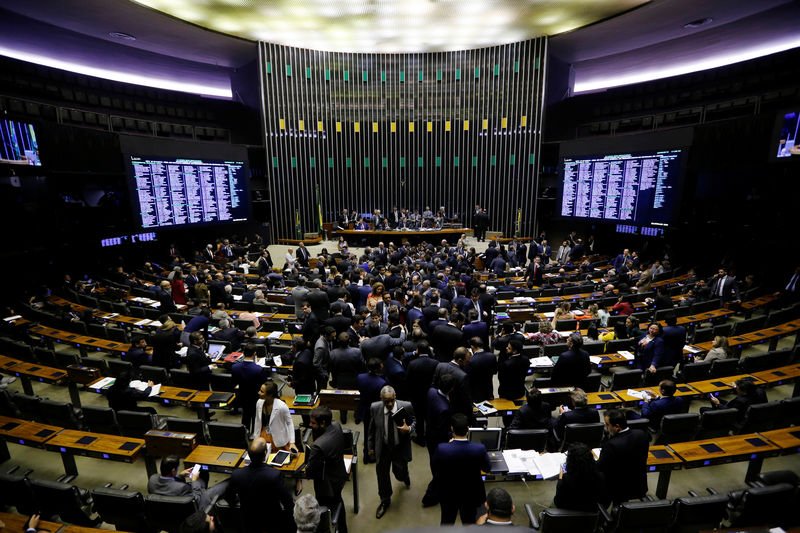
[252,381,302,494]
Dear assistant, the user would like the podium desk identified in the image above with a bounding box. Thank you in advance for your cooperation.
[318,389,360,411]
[691,375,765,395]
[0,415,62,463]
[615,384,701,406]
[184,445,246,474]
[668,433,780,482]
[43,429,144,477]
[758,427,800,455]
[0,511,62,532]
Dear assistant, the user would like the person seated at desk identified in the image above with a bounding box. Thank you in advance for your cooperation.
[508,387,552,431]
[637,379,687,430]
[553,443,610,512]
[122,336,151,378]
[107,372,157,414]
[702,377,767,421]
[354,218,369,231]
[251,381,303,496]
[148,455,228,511]
[693,335,730,363]
[211,318,245,351]
[551,389,600,449]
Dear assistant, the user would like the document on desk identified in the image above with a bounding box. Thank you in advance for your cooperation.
[501,449,533,475]
[267,331,283,339]
[532,452,566,480]
[683,345,702,353]
[176,346,188,357]
[542,312,556,318]
[93,377,116,390]
[626,389,650,400]
[618,350,635,360]
[149,384,161,397]
[589,356,603,365]
[529,356,554,367]
[3,315,22,321]
[134,319,151,326]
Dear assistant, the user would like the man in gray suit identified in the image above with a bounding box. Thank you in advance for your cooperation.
[360,322,406,361]
[290,277,310,318]
[147,455,228,510]
[368,385,416,519]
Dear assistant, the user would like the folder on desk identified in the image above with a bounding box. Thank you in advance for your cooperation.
[487,451,509,473]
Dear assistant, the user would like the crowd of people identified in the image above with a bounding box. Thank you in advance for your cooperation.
[42,228,800,532]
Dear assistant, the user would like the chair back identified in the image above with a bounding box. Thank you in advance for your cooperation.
[697,408,738,440]
[91,487,152,533]
[144,494,198,533]
[709,358,739,377]
[30,477,100,527]
[671,493,729,533]
[207,421,250,449]
[655,413,699,445]
[505,429,548,451]
[138,365,170,385]
[116,410,159,438]
[108,359,133,378]
[0,471,37,515]
[737,401,781,434]
[562,422,605,450]
[169,368,195,388]
[728,483,795,528]
[165,417,208,445]
[613,499,674,533]
[609,369,643,390]
[38,399,81,429]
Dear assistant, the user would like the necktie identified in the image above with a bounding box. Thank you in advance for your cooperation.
[718,277,725,297]
[386,412,395,446]
[788,274,799,292]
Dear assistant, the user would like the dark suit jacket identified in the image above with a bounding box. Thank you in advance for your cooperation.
[185,345,212,389]
[426,388,451,446]
[302,311,320,344]
[509,401,553,431]
[231,360,270,410]
[637,336,665,370]
[430,324,464,362]
[432,361,472,418]
[307,289,330,320]
[407,355,440,403]
[554,470,610,512]
[296,247,310,267]
[551,348,591,389]
[462,321,490,348]
[641,395,686,429]
[497,354,528,400]
[711,276,740,302]
[433,440,491,506]
[291,348,317,394]
[226,462,294,533]
[524,262,544,284]
[466,350,497,402]
[329,347,365,389]
[660,325,686,367]
[307,422,348,503]
[597,428,649,504]
[406,307,426,332]
[325,315,352,334]
[212,327,246,351]
[156,289,177,313]
[150,328,181,369]
[356,372,387,421]
[147,474,203,502]
[553,406,601,441]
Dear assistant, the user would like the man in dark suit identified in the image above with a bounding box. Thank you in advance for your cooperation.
[301,301,320,345]
[551,333,591,390]
[552,388,601,445]
[405,341,439,446]
[225,438,294,533]
[640,379,686,430]
[360,323,406,361]
[612,248,631,272]
[509,387,552,430]
[329,332,365,390]
[709,268,741,304]
[406,295,427,333]
[431,312,466,363]
[307,407,348,533]
[537,240,552,265]
[422,374,455,507]
[660,314,687,368]
[148,455,228,511]
[597,409,649,505]
[497,339,528,401]
[324,303,352,334]
[524,256,544,285]
[211,318,246,351]
[462,310,489,347]
[433,413,491,525]
[231,343,270,431]
[313,326,336,391]
[357,358,387,459]
[306,280,330,320]
[296,242,311,267]
[432,347,473,419]
[466,337,496,402]
[368,385,415,518]
[155,280,177,313]
[185,331,213,390]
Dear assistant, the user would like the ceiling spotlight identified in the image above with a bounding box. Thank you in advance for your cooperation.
[108,31,137,40]
[683,17,713,29]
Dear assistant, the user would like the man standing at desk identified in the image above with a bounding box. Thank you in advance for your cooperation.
[307,406,348,533]
[368,385,415,519]
[225,438,294,533]
[596,409,649,505]
[231,343,271,432]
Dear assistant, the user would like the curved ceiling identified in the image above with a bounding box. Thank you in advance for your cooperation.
[127,0,648,53]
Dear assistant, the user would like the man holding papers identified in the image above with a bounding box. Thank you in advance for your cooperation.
[368,385,415,519]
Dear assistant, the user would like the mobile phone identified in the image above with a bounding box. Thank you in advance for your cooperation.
[191,463,201,478]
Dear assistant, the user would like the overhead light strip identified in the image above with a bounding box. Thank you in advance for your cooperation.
[0,46,232,98]
[574,38,800,93]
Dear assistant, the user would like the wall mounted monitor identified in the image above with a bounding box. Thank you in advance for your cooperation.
[126,155,249,229]
[559,149,684,227]
[0,119,41,166]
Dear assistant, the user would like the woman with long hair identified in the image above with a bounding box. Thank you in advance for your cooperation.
[553,443,610,511]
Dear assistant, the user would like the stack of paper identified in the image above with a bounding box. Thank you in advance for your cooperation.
[267,331,283,339]
[273,356,283,367]
[134,319,151,326]
[684,345,702,353]
[501,450,566,479]
[150,320,163,327]
[3,315,22,322]
[589,356,603,365]
[93,377,116,390]
[542,312,556,318]
[532,452,566,480]
[530,356,554,367]
[618,350,635,360]
[626,389,650,400]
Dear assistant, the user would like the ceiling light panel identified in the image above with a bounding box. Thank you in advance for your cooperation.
[129,0,649,52]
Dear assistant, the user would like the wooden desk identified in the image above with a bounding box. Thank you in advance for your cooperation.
[690,374,765,395]
[188,391,236,420]
[29,324,132,355]
[0,511,62,532]
[758,427,800,455]
[587,392,624,408]
[184,445,245,474]
[61,526,134,533]
[282,395,320,414]
[157,385,198,405]
[668,433,780,482]
[647,446,684,499]
[43,429,145,477]
[751,364,800,386]
[318,389,360,411]
[0,415,62,463]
